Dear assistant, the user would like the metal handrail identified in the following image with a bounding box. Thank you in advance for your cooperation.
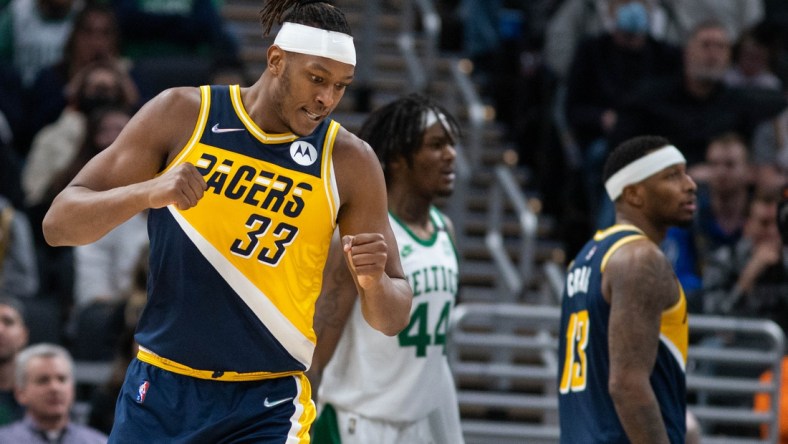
[449,304,786,444]
[396,33,427,92]
[485,165,539,301]
[394,0,480,236]
[398,0,440,90]
[687,315,785,444]
[354,0,379,93]
[396,0,483,164]
[447,59,485,167]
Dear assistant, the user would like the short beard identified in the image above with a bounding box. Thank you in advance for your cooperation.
[0,353,14,366]
[673,217,695,229]
[688,67,726,84]
[436,188,454,199]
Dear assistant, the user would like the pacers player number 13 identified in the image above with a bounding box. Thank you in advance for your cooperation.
[559,310,589,394]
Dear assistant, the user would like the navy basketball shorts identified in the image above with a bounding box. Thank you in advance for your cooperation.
[108,358,315,443]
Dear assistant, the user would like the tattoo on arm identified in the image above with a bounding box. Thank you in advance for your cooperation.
[608,243,678,444]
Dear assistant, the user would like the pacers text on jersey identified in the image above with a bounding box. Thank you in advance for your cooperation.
[196,152,312,219]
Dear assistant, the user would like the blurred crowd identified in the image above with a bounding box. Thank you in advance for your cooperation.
[439,0,788,333]
[441,0,788,439]
[0,0,244,434]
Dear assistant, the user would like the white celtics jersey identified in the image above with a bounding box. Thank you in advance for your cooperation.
[318,207,460,422]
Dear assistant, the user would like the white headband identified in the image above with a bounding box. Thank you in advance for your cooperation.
[274,22,356,66]
[605,145,686,201]
[422,109,449,131]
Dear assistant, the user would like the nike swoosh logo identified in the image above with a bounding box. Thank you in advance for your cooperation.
[263,396,294,408]
[211,123,245,133]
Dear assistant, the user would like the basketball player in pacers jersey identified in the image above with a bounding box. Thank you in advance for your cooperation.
[307,94,464,444]
[42,1,413,442]
[557,135,696,443]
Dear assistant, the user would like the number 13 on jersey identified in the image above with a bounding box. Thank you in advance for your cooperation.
[559,310,589,394]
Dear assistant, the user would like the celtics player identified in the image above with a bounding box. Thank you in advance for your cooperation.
[42,0,413,442]
[558,135,696,443]
[309,94,464,444]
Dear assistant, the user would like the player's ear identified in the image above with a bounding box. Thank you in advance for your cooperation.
[622,184,645,207]
[267,46,285,75]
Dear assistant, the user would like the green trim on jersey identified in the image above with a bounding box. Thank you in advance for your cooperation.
[389,209,439,247]
[388,206,454,248]
[313,403,341,443]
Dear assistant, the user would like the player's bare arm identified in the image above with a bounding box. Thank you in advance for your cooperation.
[604,240,679,444]
[307,231,358,399]
[332,129,412,335]
[43,87,207,246]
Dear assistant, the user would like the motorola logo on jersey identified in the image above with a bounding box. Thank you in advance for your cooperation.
[290,141,318,166]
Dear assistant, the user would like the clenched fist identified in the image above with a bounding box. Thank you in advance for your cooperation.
[147,163,207,210]
[342,233,388,290]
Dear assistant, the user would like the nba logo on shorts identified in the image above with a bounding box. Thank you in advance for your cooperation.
[136,381,150,404]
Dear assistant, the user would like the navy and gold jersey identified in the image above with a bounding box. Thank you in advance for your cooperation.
[135,85,340,378]
[557,224,687,443]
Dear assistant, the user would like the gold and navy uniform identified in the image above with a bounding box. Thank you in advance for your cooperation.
[557,224,687,443]
[137,84,340,377]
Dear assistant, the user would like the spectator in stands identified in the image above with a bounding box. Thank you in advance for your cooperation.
[724,24,782,91]
[69,219,147,361]
[0,0,81,87]
[563,0,682,228]
[112,0,239,101]
[112,0,238,60]
[543,0,683,80]
[0,196,39,300]
[610,19,787,166]
[0,65,28,164]
[565,1,682,151]
[35,105,136,348]
[0,297,28,426]
[751,104,788,195]
[0,343,107,443]
[24,66,136,307]
[691,133,754,249]
[208,56,253,86]
[23,61,138,211]
[0,140,23,212]
[753,356,788,444]
[701,192,788,333]
[27,4,129,142]
[458,0,502,92]
[663,0,764,48]
[87,326,136,435]
[71,210,146,311]
[662,132,754,308]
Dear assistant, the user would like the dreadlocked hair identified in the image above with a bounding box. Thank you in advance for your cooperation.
[259,0,351,37]
[358,93,461,179]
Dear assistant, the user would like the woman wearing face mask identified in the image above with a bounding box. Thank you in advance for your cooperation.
[26,4,132,144]
[563,0,682,240]
[21,61,137,306]
[22,60,138,210]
